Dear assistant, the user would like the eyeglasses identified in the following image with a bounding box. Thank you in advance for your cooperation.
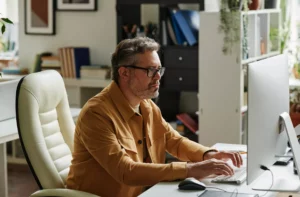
[123,65,165,78]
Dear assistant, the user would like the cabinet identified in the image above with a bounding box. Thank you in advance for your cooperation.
[116,0,204,121]
[162,46,198,91]
[198,10,281,146]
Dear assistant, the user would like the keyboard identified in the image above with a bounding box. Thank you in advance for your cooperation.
[211,166,247,185]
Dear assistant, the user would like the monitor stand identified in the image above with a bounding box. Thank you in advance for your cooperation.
[252,112,300,192]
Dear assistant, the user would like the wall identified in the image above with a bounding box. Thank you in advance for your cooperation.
[17,1,198,114]
[18,0,117,70]
[141,4,159,26]
[6,0,19,23]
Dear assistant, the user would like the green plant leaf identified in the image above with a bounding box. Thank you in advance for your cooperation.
[1,24,5,34]
[1,18,13,24]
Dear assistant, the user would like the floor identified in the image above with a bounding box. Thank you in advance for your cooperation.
[8,163,39,197]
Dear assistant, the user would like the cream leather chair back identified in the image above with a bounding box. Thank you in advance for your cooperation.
[16,70,75,189]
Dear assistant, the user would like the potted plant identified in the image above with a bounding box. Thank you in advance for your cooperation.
[290,88,300,127]
[0,16,13,78]
[219,0,251,55]
[0,17,13,34]
[269,27,279,52]
[292,46,300,79]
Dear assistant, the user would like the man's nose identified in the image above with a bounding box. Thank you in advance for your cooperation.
[153,71,161,80]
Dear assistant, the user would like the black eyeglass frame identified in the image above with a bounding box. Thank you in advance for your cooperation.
[122,65,165,78]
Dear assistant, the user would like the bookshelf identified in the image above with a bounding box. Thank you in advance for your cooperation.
[64,78,111,107]
[116,0,204,121]
[198,9,281,146]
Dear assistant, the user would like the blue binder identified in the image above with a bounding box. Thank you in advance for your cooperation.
[173,10,199,46]
[73,47,91,78]
[169,9,187,45]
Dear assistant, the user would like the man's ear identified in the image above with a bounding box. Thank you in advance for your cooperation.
[118,67,130,81]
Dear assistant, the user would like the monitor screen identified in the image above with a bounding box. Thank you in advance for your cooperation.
[247,54,289,185]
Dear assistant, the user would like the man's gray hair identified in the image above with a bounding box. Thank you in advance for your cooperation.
[111,37,160,84]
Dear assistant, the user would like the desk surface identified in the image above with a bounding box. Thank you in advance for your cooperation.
[0,107,81,144]
[140,143,300,197]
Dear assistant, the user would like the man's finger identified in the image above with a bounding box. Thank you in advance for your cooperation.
[235,152,243,167]
[214,162,234,175]
[226,152,238,167]
[214,168,231,176]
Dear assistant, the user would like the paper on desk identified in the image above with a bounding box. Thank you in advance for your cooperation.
[212,143,247,152]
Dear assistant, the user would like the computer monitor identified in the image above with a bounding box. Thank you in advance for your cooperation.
[0,79,20,121]
[247,54,300,191]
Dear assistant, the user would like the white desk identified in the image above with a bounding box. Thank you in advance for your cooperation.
[140,143,300,197]
[0,108,81,197]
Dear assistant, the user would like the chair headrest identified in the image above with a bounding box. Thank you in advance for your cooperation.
[20,70,66,112]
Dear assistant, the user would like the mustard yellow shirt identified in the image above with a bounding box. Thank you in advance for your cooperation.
[66,81,211,197]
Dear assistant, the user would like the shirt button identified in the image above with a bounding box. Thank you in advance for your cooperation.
[138,140,142,144]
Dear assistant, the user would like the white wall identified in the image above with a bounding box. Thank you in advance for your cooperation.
[0,0,7,18]
[17,1,198,113]
[18,0,116,70]
[6,0,18,22]
[141,4,159,25]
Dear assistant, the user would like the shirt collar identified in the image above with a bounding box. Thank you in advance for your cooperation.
[109,81,136,121]
[109,81,153,121]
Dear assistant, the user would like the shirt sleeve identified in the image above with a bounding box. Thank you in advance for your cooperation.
[160,115,215,162]
[77,109,187,186]
[148,99,216,162]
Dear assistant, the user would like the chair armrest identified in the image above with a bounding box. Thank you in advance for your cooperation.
[30,188,100,197]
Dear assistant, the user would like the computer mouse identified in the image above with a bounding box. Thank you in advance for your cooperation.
[178,177,206,190]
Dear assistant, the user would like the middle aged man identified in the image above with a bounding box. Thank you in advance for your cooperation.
[67,37,242,197]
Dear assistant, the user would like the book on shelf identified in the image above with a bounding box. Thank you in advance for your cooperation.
[32,52,52,73]
[168,8,187,45]
[41,56,61,67]
[80,65,111,80]
[40,55,61,74]
[176,113,198,133]
[166,18,178,45]
[173,9,199,46]
[58,47,90,79]
[167,7,199,46]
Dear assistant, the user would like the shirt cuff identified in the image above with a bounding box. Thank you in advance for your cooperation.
[171,162,188,180]
[202,149,218,160]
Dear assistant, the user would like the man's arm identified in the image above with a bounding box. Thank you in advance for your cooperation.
[78,109,187,186]
[147,100,215,162]
[163,120,215,162]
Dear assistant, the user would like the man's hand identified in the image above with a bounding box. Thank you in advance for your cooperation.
[187,159,234,180]
[204,151,243,168]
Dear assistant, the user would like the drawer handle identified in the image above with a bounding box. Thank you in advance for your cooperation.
[179,77,183,81]
[178,56,183,61]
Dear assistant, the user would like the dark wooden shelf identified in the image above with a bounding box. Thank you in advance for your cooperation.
[161,45,198,50]
[117,0,203,5]
[116,0,201,121]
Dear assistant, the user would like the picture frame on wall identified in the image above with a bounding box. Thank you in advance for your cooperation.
[25,0,55,35]
[57,0,97,11]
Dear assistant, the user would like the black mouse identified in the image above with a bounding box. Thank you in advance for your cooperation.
[178,178,206,190]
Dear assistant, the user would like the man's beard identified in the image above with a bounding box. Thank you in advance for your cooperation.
[129,80,160,99]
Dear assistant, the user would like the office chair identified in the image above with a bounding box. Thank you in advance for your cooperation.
[15,70,99,197]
